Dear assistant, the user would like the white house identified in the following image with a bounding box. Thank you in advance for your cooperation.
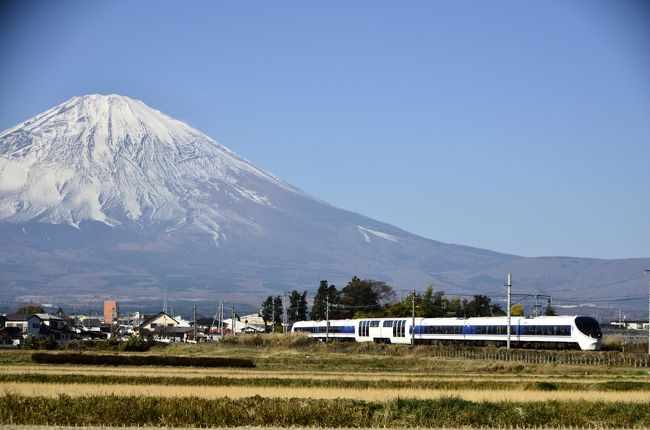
[5,314,46,337]
[4,313,75,341]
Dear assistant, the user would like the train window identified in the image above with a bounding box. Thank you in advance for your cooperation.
[421,325,462,335]
[392,320,406,337]
[522,325,571,336]
[370,321,380,327]
[475,325,509,335]
[575,317,602,339]
[359,321,370,337]
[383,320,394,327]
[342,325,355,334]
[557,326,570,336]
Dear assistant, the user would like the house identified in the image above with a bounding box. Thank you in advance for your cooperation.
[239,313,267,333]
[79,317,103,331]
[610,320,649,330]
[4,313,76,341]
[139,311,180,334]
[5,313,46,337]
[214,314,267,335]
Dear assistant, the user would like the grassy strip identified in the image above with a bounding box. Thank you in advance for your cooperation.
[1,394,649,428]
[31,353,254,368]
[3,373,649,392]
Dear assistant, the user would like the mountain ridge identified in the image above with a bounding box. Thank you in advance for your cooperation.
[1,94,648,316]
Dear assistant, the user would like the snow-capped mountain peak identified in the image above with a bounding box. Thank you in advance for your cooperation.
[0,94,304,240]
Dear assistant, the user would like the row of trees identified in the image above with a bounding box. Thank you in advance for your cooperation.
[260,290,308,329]
[260,277,555,328]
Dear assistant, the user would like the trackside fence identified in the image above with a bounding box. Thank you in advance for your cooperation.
[430,349,650,367]
[322,343,650,367]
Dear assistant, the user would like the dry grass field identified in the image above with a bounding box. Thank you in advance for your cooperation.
[2,342,650,428]
[3,381,650,402]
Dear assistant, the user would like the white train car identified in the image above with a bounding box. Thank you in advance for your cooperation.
[292,315,602,350]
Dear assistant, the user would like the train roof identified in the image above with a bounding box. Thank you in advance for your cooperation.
[293,315,595,325]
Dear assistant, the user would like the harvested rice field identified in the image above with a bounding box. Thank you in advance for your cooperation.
[3,381,650,402]
[2,342,650,428]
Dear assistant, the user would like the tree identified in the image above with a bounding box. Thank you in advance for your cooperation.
[287,290,308,324]
[445,297,463,317]
[15,305,45,314]
[273,295,283,328]
[260,295,284,331]
[298,291,308,321]
[544,299,557,316]
[461,295,503,317]
[511,304,525,316]
[260,296,274,331]
[381,297,410,317]
[311,280,329,321]
[312,281,341,320]
[339,277,394,319]
[419,286,447,317]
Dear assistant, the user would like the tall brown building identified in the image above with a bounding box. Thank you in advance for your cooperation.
[103,300,119,324]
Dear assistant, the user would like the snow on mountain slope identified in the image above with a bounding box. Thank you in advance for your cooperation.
[2,94,648,316]
[357,226,399,243]
[0,94,307,241]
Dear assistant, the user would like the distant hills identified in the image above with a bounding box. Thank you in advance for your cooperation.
[1,94,647,317]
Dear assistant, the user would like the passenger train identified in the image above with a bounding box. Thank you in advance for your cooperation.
[292,315,603,350]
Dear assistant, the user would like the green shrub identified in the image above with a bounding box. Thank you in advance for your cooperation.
[600,380,650,391]
[536,381,558,391]
[31,352,254,367]
[20,335,57,350]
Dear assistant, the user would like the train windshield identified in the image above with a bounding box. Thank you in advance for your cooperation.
[575,317,602,339]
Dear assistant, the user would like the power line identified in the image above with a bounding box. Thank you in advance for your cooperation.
[555,294,647,303]
[543,275,645,293]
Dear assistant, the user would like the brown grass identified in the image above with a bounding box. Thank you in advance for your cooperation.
[3,382,650,402]
[2,364,648,384]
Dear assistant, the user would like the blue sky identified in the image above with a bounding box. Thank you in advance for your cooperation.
[1,1,649,259]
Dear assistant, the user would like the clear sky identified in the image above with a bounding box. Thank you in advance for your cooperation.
[1,1,649,259]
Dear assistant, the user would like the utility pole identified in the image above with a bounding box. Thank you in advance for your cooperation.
[646,269,650,355]
[219,301,222,337]
[192,305,197,343]
[506,273,512,350]
[326,294,330,343]
[411,288,416,346]
[282,293,287,334]
[271,299,275,333]
[231,304,235,336]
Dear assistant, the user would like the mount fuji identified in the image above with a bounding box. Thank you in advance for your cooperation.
[0,95,647,314]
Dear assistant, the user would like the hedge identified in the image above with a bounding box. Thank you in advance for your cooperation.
[31,352,254,367]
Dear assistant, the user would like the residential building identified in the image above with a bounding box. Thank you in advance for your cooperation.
[4,313,75,341]
[103,300,119,324]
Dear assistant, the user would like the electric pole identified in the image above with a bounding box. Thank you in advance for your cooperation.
[282,292,288,335]
[506,273,512,350]
[326,294,330,343]
[646,269,650,355]
[219,300,224,336]
[272,299,275,333]
[192,305,197,343]
[411,288,416,346]
[231,304,235,336]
